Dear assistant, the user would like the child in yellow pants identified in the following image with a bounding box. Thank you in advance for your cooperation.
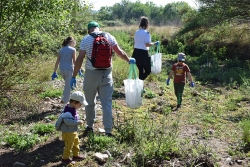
[55,91,88,165]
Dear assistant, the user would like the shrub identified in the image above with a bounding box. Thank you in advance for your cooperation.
[30,123,55,135]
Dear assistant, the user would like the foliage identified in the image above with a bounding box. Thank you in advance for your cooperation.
[240,119,250,145]
[144,89,157,99]
[96,0,194,26]
[30,123,55,135]
[0,0,92,112]
[84,133,116,152]
[175,0,250,60]
[4,132,40,152]
[39,87,63,99]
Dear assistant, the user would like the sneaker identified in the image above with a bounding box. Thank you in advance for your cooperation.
[83,126,93,137]
[61,158,75,165]
[105,133,113,137]
[177,104,181,109]
[72,156,85,161]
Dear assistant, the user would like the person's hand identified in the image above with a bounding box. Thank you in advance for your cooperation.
[51,72,58,80]
[70,77,76,90]
[78,120,83,125]
[154,41,160,46]
[78,70,84,77]
[166,78,170,85]
[190,81,195,87]
[129,58,136,64]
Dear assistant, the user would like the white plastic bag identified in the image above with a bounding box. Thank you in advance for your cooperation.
[150,43,162,74]
[123,78,144,109]
[151,52,162,74]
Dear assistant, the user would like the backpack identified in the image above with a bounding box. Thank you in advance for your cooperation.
[88,32,113,69]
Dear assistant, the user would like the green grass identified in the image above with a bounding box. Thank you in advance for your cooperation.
[30,123,55,135]
[1,28,250,166]
[38,87,63,99]
[4,132,41,152]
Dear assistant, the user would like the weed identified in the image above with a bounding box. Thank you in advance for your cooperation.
[240,120,250,145]
[39,87,63,99]
[4,132,40,152]
[30,123,55,135]
[144,89,157,99]
[84,134,116,152]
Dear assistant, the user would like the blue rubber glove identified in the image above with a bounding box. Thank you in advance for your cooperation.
[129,58,136,64]
[166,78,170,85]
[78,70,84,77]
[154,41,160,46]
[51,72,58,80]
[70,77,76,90]
[190,81,195,87]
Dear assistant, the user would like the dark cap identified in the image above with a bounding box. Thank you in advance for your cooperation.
[87,21,100,30]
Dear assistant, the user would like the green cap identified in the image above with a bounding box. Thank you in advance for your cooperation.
[87,21,100,30]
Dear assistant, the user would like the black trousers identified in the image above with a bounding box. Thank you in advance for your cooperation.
[174,83,185,105]
[132,48,151,80]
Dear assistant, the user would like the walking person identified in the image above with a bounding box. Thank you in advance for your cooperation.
[52,36,84,104]
[70,21,134,136]
[166,53,195,110]
[132,16,159,81]
[55,91,88,165]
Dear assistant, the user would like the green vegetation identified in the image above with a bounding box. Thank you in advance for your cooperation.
[1,0,250,166]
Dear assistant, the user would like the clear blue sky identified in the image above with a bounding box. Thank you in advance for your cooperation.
[88,0,198,10]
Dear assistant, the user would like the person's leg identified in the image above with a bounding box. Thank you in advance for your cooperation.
[132,49,144,80]
[60,70,73,103]
[72,133,80,157]
[138,66,144,80]
[141,55,151,80]
[178,83,185,106]
[174,83,178,105]
[62,132,75,159]
[98,69,113,134]
[83,69,99,129]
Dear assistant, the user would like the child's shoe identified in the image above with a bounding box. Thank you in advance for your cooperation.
[72,156,85,161]
[61,158,75,165]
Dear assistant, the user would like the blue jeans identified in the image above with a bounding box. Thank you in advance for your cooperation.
[83,68,113,133]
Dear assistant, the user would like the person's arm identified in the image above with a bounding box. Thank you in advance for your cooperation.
[53,54,60,72]
[72,50,76,65]
[113,44,130,63]
[187,72,193,82]
[168,71,174,79]
[145,32,157,47]
[145,42,157,47]
[72,50,85,77]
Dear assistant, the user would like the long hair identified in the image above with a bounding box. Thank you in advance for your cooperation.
[62,36,75,47]
[139,16,149,29]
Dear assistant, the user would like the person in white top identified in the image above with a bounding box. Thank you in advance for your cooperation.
[132,16,159,80]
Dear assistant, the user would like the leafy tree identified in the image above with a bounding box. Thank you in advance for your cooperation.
[0,0,91,108]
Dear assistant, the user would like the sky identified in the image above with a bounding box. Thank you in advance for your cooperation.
[88,0,198,11]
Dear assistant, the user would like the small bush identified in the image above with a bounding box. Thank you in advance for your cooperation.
[30,123,55,135]
[84,134,116,152]
[39,87,63,99]
[144,89,157,99]
[241,120,250,145]
[4,132,40,152]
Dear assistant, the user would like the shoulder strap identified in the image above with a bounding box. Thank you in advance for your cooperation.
[90,32,106,38]
[89,33,98,38]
